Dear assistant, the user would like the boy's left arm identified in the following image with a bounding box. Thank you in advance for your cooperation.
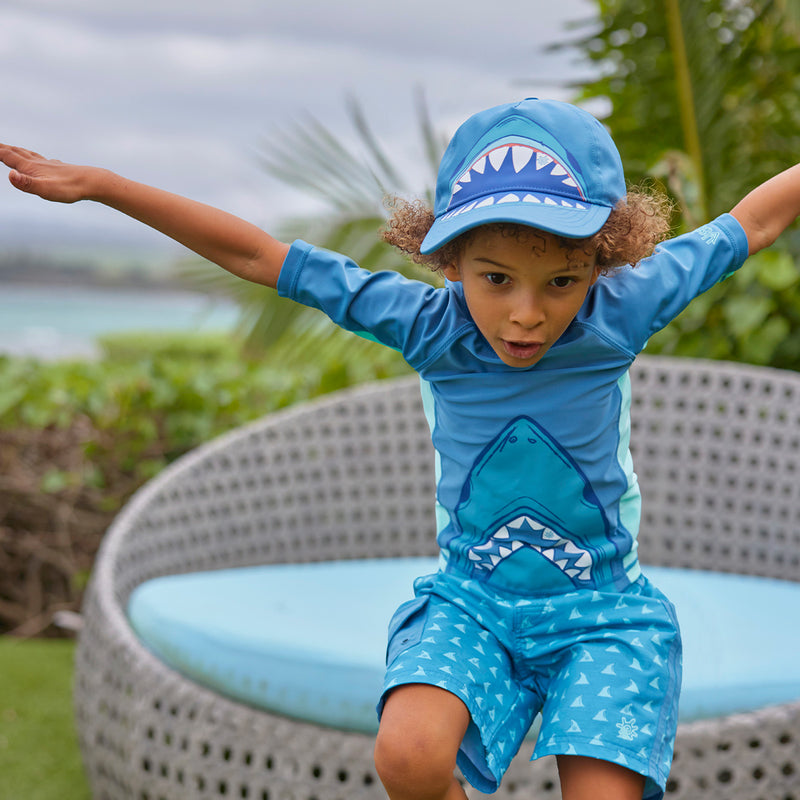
[730,163,800,256]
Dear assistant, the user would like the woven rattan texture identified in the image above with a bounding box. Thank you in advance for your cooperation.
[75,356,800,799]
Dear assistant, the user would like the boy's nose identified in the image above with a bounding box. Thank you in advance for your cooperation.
[509,294,545,328]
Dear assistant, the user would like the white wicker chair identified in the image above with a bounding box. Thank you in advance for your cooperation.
[74,355,800,800]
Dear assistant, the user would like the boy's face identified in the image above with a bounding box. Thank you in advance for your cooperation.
[443,227,600,368]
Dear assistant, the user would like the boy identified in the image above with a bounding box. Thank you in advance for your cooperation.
[1,97,799,800]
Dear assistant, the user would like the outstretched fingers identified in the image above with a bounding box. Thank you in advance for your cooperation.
[0,143,92,203]
[0,143,46,158]
[0,144,44,173]
[0,144,45,193]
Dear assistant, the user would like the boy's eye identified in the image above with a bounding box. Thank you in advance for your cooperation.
[485,273,510,286]
[551,276,575,288]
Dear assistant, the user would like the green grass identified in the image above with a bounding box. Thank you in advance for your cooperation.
[0,638,90,800]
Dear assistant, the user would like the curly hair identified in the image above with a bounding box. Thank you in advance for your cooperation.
[381,186,673,275]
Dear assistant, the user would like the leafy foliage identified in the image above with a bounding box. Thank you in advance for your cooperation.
[0,330,409,481]
[0,332,409,636]
[561,0,800,367]
[567,0,800,225]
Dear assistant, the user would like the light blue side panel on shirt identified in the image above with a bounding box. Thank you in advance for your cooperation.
[419,377,451,540]
[615,370,642,581]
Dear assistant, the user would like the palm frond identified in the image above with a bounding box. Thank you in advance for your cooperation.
[345,95,410,195]
[568,0,800,226]
[181,93,445,360]
[257,114,384,214]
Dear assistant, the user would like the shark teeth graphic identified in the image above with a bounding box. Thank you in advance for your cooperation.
[443,143,588,220]
[467,514,594,584]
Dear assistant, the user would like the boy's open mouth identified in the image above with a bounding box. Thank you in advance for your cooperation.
[502,340,543,360]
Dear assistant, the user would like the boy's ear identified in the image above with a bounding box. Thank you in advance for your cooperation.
[442,263,461,282]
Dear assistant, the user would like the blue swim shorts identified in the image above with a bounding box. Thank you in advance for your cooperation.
[378,570,682,800]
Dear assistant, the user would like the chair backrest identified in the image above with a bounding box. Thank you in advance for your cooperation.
[102,375,438,608]
[101,355,800,615]
[629,356,800,581]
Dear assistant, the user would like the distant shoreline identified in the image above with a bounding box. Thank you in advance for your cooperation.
[0,247,201,293]
[0,283,239,360]
[0,274,191,292]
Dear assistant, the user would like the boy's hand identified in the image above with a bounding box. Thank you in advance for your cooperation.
[0,142,288,287]
[0,144,106,204]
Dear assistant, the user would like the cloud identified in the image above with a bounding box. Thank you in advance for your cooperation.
[0,0,597,252]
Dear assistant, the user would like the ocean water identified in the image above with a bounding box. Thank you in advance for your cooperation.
[0,284,239,359]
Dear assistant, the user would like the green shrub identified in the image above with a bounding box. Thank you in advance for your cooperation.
[0,330,410,635]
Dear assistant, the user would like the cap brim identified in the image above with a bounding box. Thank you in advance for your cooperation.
[419,199,613,254]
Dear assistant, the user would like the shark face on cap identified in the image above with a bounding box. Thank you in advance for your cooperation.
[421,98,626,253]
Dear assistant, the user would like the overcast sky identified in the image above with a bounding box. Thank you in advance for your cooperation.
[0,0,599,257]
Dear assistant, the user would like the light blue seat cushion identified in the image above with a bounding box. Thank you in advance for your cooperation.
[128,558,800,734]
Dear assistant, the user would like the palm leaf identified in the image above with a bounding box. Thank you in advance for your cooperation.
[566,0,800,227]
[180,93,444,360]
[559,0,800,369]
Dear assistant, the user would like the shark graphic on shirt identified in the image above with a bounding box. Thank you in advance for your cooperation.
[443,416,614,592]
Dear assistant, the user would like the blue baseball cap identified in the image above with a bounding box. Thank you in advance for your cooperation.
[420,98,626,253]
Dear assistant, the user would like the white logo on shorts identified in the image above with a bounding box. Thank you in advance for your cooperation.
[616,716,639,741]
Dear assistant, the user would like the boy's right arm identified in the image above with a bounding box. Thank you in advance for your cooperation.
[0,144,289,288]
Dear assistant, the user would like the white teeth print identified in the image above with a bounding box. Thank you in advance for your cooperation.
[511,145,533,172]
[488,147,508,170]
[508,515,543,530]
[449,200,479,218]
[466,514,596,585]
[444,140,594,219]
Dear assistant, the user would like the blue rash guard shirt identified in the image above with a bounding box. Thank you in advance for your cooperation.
[277,214,749,596]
